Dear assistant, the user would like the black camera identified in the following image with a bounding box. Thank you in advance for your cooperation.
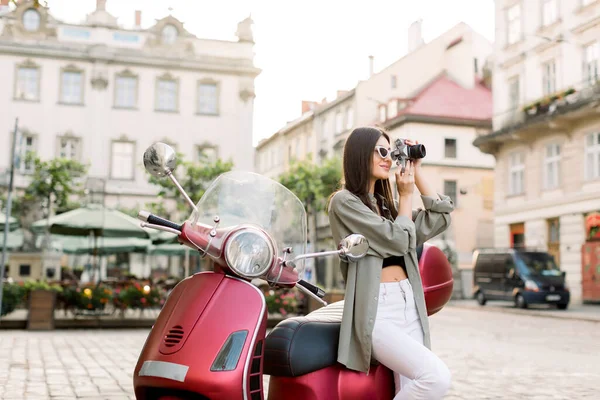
[390,138,426,166]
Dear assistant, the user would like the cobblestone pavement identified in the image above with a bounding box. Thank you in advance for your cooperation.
[0,305,599,399]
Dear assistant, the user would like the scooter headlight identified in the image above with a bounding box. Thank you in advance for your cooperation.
[225,228,275,278]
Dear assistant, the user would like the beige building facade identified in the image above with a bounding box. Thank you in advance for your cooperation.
[474,0,600,302]
[1,0,260,210]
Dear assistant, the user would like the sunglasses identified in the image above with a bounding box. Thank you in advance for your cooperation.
[374,146,391,159]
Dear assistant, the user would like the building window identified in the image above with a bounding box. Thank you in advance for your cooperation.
[196,145,218,163]
[507,4,522,45]
[19,265,31,277]
[16,134,36,174]
[156,77,178,112]
[391,75,397,89]
[508,75,520,109]
[111,141,135,180]
[335,111,344,134]
[542,0,558,26]
[444,138,457,158]
[15,65,39,101]
[161,24,178,45]
[60,69,83,104]
[443,180,458,207]
[197,82,219,115]
[114,74,138,108]
[542,59,556,96]
[474,58,479,73]
[57,136,81,161]
[583,42,599,85]
[22,8,40,32]
[379,105,387,123]
[585,132,600,180]
[346,107,354,130]
[543,143,560,190]
[547,218,560,263]
[509,151,525,195]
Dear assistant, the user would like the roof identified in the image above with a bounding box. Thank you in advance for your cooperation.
[399,73,492,122]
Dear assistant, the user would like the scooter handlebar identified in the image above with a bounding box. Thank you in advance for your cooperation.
[138,211,182,232]
[297,279,326,298]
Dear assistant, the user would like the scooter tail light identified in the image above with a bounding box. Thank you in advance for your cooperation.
[210,330,249,372]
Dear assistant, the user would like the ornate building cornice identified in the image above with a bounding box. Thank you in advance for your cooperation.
[0,41,261,77]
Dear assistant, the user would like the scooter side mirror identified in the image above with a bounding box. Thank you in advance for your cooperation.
[142,142,199,214]
[143,142,177,178]
[338,234,369,262]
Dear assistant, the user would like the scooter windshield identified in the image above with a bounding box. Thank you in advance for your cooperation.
[189,171,307,284]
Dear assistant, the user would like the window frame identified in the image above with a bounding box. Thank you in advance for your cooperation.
[444,138,457,159]
[59,65,85,105]
[508,151,525,195]
[155,73,179,112]
[584,132,600,181]
[14,59,41,102]
[109,139,136,181]
[507,3,523,45]
[113,70,139,109]
[197,79,220,116]
[543,142,561,190]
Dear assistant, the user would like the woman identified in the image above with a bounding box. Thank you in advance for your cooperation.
[328,126,454,399]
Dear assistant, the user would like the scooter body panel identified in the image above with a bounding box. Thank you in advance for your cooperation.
[268,364,394,400]
[134,272,267,400]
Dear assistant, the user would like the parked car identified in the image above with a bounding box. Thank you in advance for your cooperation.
[472,248,570,310]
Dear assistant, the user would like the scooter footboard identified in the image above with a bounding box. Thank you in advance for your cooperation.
[134,272,267,400]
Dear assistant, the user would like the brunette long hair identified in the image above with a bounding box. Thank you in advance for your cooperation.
[329,126,398,219]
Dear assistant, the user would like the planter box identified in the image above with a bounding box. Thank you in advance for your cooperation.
[27,290,57,331]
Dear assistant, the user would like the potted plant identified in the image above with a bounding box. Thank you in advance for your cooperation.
[1,282,25,317]
[75,283,113,313]
[25,281,63,331]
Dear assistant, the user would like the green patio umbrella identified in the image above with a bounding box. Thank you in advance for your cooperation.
[150,242,190,256]
[0,228,24,250]
[30,204,156,239]
[153,230,179,245]
[42,235,151,255]
[0,212,19,232]
[30,204,157,281]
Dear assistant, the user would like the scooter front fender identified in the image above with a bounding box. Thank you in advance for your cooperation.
[133,272,267,400]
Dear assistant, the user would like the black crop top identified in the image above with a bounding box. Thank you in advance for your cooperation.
[382,255,407,269]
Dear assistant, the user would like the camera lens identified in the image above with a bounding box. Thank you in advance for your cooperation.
[408,144,426,159]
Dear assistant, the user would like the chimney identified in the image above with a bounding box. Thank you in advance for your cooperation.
[368,55,374,77]
[96,0,106,11]
[302,101,317,114]
[134,10,142,28]
[408,19,424,52]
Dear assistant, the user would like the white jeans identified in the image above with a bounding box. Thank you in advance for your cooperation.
[372,280,451,399]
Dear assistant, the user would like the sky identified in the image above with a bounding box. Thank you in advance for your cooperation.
[41,0,495,146]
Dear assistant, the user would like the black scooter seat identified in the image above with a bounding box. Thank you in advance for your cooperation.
[263,301,344,377]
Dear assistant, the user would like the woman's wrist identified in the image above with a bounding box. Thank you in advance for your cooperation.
[414,168,436,197]
[398,193,413,218]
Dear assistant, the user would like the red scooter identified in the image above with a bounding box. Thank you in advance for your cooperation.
[133,143,454,400]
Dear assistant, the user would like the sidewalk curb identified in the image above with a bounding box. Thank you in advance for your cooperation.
[446,302,600,323]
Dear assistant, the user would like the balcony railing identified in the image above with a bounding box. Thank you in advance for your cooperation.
[493,78,600,134]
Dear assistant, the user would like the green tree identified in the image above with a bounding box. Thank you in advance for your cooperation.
[278,156,342,256]
[146,153,234,218]
[6,154,88,250]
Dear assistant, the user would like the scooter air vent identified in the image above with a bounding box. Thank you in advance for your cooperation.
[164,325,185,347]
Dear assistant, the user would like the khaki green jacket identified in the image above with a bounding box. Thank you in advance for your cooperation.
[328,189,454,374]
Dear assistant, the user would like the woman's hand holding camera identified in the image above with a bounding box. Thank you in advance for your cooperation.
[395,159,415,197]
